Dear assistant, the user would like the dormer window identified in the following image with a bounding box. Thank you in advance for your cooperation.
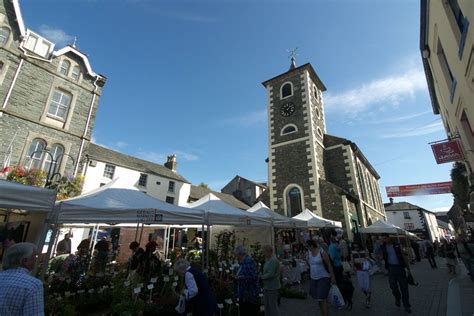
[23,30,53,58]
[281,82,293,99]
[0,27,10,46]
[71,65,81,81]
[59,60,70,76]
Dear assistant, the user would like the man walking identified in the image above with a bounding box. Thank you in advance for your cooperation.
[261,245,281,316]
[424,237,437,268]
[56,233,72,255]
[381,234,412,314]
[0,242,44,316]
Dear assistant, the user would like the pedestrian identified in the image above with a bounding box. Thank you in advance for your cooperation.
[56,233,72,255]
[380,234,412,314]
[351,242,372,308]
[442,239,457,275]
[328,235,343,285]
[307,239,337,316]
[234,245,260,314]
[128,241,145,273]
[374,236,386,275]
[174,259,218,316]
[260,245,281,316]
[0,242,44,316]
[410,239,421,262]
[94,237,110,274]
[77,237,91,257]
[423,237,437,268]
[339,235,349,262]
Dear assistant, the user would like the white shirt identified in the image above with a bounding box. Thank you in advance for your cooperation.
[184,267,198,300]
[308,251,329,280]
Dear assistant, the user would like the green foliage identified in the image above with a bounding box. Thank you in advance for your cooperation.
[198,182,210,189]
[451,162,470,210]
[51,175,84,200]
[250,242,265,267]
[215,230,236,262]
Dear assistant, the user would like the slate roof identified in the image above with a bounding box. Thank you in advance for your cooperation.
[87,144,190,183]
[189,185,250,210]
[324,134,380,179]
[384,201,434,214]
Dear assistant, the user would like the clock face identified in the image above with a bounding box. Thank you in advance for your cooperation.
[280,102,295,117]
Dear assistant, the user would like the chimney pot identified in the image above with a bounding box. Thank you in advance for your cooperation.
[164,154,177,172]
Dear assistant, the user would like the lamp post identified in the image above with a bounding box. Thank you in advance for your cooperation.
[29,150,76,188]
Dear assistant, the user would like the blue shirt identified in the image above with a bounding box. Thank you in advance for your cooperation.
[386,244,400,265]
[328,242,342,267]
[0,268,44,316]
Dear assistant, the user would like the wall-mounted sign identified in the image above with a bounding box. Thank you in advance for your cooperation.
[386,181,452,197]
[136,209,163,223]
[431,140,465,164]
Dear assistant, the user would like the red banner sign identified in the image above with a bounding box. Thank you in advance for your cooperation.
[431,140,465,164]
[386,181,452,197]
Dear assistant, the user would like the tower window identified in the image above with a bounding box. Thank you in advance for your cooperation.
[313,85,318,100]
[317,127,323,137]
[0,27,10,46]
[281,124,298,136]
[281,82,293,99]
[286,186,303,217]
[315,107,320,119]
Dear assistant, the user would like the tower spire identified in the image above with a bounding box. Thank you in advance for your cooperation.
[287,47,298,70]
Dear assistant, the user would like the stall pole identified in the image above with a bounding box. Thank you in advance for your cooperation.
[134,222,140,242]
[171,228,176,250]
[271,223,275,251]
[87,224,100,271]
[201,223,205,270]
[40,225,59,280]
[138,223,144,244]
[164,226,169,259]
[206,224,210,270]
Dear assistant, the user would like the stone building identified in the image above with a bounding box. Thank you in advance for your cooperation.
[82,144,191,206]
[221,175,267,206]
[0,0,106,180]
[420,0,473,203]
[263,59,385,239]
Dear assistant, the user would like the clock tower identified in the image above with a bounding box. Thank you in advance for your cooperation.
[263,60,327,217]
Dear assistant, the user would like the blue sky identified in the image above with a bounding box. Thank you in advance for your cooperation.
[21,0,453,212]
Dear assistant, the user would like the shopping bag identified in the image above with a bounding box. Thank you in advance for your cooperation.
[175,295,186,314]
[327,285,345,307]
[342,261,352,274]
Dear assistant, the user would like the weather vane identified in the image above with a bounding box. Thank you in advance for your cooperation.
[287,47,298,69]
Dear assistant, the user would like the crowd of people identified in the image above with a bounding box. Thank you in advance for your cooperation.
[0,230,473,316]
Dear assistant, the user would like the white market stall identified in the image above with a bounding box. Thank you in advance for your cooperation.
[359,219,407,235]
[292,209,342,228]
[0,179,56,212]
[247,202,306,228]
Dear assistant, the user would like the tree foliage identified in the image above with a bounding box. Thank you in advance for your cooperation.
[450,162,469,211]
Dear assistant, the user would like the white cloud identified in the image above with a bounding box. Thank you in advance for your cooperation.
[432,207,450,213]
[38,25,74,47]
[380,121,444,139]
[115,141,128,149]
[223,109,266,126]
[374,110,432,124]
[156,9,216,23]
[325,68,427,115]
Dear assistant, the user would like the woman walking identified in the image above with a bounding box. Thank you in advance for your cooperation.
[234,245,260,314]
[351,242,372,308]
[307,240,337,316]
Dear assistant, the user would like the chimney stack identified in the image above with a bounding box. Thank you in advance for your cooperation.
[165,154,177,172]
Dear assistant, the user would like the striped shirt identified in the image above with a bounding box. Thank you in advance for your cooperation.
[0,267,44,316]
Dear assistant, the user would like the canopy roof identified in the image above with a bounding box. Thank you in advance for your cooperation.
[55,178,204,224]
[247,202,306,228]
[188,194,271,226]
[292,209,342,228]
[0,179,56,212]
[359,220,406,235]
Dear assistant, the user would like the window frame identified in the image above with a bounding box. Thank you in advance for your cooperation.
[71,65,81,81]
[317,126,323,138]
[59,59,71,76]
[43,143,64,174]
[280,81,294,100]
[280,123,298,136]
[436,39,457,103]
[166,196,175,204]
[46,88,73,122]
[103,164,115,179]
[403,212,411,219]
[25,138,46,170]
[0,26,10,47]
[168,181,175,193]
[138,173,148,187]
[283,184,304,217]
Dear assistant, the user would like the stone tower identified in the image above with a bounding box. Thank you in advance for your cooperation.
[263,61,327,217]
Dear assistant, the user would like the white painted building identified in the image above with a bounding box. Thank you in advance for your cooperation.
[437,219,455,240]
[384,201,441,242]
[82,144,191,206]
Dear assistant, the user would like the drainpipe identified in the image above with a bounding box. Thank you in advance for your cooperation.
[74,77,99,176]
[1,58,24,111]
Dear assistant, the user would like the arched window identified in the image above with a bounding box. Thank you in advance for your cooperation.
[317,127,323,137]
[0,27,10,46]
[315,107,320,119]
[71,65,81,81]
[25,138,46,169]
[281,82,293,99]
[286,186,303,217]
[313,85,318,100]
[44,144,64,174]
[281,124,298,135]
[59,60,70,76]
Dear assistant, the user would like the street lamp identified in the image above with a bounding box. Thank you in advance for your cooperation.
[29,150,76,188]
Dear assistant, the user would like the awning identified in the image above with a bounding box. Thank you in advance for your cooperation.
[292,209,342,228]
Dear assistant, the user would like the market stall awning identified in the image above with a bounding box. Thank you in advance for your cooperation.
[0,179,56,212]
[55,178,205,225]
[247,202,306,228]
[359,219,406,235]
[188,193,271,226]
[292,209,342,228]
